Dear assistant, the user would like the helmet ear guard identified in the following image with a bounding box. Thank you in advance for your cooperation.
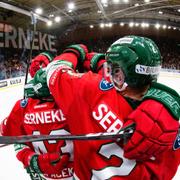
[105,35,162,89]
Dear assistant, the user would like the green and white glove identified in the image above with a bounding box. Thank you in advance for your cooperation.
[63,44,88,63]
[83,52,105,72]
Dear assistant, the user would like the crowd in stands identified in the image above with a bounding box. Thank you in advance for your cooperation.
[0,53,26,80]
[84,37,180,71]
[158,40,180,70]
[0,37,179,80]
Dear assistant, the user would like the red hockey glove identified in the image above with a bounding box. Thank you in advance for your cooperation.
[52,44,88,72]
[15,144,69,175]
[30,152,69,175]
[123,100,179,161]
[29,52,53,78]
[84,52,106,73]
[15,144,37,168]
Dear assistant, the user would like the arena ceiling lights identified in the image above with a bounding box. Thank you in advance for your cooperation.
[0,0,179,33]
[96,20,180,31]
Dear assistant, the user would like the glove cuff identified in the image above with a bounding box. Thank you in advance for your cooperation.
[143,82,180,119]
[63,45,86,62]
[90,53,105,72]
[40,52,54,62]
[30,155,43,174]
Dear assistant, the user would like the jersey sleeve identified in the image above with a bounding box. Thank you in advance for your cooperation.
[1,100,25,136]
[48,68,100,116]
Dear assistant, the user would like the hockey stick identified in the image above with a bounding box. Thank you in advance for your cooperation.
[24,12,37,97]
[0,123,135,146]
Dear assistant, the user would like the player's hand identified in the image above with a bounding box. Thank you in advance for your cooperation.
[30,60,73,98]
[30,152,69,175]
[15,144,69,175]
[123,100,179,161]
[63,44,88,63]
[29,52,53,78]
[84,52,105,72]
[53,45,88,72]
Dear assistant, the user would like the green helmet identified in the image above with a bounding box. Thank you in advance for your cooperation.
[24,68,51,99]
[106,35,162,89]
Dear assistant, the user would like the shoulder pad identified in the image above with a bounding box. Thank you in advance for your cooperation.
[20,99,28,108]
[143,82,180,120]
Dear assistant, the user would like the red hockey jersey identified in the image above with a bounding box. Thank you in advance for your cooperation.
[1,98,74,180]
[48,65,180,180]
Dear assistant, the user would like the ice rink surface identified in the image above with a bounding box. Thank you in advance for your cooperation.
[0,71,179,180]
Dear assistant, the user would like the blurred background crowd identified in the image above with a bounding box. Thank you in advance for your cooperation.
[0,37,179,80]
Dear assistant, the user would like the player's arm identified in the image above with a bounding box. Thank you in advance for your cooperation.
[1,99,25,136]
[14,143,69,175]
[30,45,104,114]
[123,82,180,160]
[30,45,88,114]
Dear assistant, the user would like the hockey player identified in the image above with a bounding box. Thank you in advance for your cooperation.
[0,53,74,180]
[30,36,180,180]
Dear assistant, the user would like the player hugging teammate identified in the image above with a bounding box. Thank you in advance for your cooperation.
[1,35,180,180]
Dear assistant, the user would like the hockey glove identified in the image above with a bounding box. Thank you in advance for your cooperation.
[30,152,69,175]
[15,144,69,175]
[123,99,179,161]
[28,61,73,99]
[63,44,88,69]
[29,52,54,78]
[83,52,106,72]
[53,53,76,70]
[24,68,50,98]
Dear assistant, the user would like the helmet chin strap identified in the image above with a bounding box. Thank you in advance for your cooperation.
[117,82,128,92]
